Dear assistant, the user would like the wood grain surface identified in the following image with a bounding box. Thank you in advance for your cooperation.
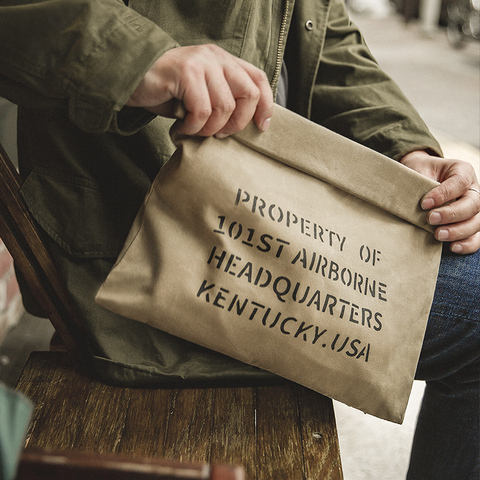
[17,352,343,479]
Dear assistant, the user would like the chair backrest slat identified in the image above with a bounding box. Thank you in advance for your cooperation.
[0,143,87,360]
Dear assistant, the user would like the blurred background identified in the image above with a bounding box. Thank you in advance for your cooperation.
[333,2,479,480]
[0,2,479,479]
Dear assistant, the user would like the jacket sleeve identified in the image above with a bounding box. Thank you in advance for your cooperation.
[309,0,442,160]
[0,0,179,134]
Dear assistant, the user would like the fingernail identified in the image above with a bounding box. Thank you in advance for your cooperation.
[437,229,449,241]
[215,132,228,139]
[451,244,463,254]
[260,117,271,132]
[428,212,441,225]
[421,198,435,210]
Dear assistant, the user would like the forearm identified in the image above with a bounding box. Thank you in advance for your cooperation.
[310,0,442,159]
[0,0,178,133]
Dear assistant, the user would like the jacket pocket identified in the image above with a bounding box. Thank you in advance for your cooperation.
[20,168,138,259]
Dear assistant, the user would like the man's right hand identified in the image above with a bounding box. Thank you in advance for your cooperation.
[126,44,274,138]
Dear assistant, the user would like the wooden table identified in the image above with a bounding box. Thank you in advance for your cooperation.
[16,352,343,479]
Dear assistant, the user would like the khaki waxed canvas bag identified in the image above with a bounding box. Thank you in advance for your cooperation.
[96,105,442,423]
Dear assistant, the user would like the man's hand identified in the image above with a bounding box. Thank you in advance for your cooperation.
[401,150,480,254]
[126,44,274,138]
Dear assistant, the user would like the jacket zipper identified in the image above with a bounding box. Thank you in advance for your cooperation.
[270,0,290,90]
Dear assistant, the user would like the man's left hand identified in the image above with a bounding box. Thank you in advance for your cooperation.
[401,150,480,254]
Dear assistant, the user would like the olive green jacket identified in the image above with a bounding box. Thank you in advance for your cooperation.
[0,0,442,386]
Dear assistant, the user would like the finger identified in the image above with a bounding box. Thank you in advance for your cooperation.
[214,69,262,138]
[214,58,273,138]
[450,231,480,255]
[167,47,220,135]
[421,163,475,209]
[195,70,239,137]
[175,80,213,135]
[435,212,480,243]
[177,52,263,137]
[214,95,258,138]
[427,189,480,226]
[235,58,274,132]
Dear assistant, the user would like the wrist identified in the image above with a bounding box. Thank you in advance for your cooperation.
[400,150,434,164]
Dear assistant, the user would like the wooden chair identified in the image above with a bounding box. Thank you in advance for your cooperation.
[16,447,245,480]
[0,143,343,479]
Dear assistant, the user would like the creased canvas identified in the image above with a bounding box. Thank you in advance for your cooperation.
[96,105,442,423]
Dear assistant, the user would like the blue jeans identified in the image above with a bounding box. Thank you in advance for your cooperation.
[408,246,480,480]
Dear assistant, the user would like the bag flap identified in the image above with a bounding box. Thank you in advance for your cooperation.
[227,105,438,233]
